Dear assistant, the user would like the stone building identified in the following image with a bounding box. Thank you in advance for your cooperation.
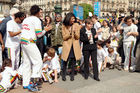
[0,0,15,18]
[21,0,140,18]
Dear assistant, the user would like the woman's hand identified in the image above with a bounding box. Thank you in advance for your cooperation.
[1,44,4,51]
[88,34,92,40]
[94,34,98,38]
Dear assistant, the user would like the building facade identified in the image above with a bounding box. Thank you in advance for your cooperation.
[128,0,140,17]
[95,0,140,17]
[0,0,15,18]
[21,0,140,19]
[21,0,93,18]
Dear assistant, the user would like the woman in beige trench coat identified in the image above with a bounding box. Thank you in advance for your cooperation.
[61,13,82,81]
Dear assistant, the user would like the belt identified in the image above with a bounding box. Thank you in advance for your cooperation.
[29,39,36,43]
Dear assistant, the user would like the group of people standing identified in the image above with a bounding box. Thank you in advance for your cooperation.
[0,4,140,92]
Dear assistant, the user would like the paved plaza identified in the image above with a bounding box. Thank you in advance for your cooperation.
[9,69,140,93]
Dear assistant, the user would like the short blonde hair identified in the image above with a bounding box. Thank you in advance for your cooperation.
[47,48,55,58]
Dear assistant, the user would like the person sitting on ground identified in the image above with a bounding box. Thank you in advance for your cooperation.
[108,47,122,70]
[0,58,19,93]
[42,48,60,83]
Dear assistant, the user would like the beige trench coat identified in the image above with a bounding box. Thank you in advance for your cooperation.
[61,23,82,61]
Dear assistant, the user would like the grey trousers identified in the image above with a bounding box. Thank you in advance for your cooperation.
[135,42,140,71]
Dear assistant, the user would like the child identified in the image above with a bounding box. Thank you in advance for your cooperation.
[110,26,119,52]
[108,47,122,70]
[42,48,60,83]
[97,41,108,73]
[0,59,19,93]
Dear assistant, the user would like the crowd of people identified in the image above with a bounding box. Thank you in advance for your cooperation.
[0,4,140,92]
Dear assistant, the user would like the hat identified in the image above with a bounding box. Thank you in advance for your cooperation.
[10,8,19,16]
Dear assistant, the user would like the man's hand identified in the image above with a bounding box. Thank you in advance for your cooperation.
[42,67,47,71]
[126,32,132,36]
[44,25,52,32]
[121,17,125,24]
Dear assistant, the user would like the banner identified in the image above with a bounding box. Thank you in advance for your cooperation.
[73,5,83,20]
[94,2,101,17]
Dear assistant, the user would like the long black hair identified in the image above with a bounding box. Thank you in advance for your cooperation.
[44,15,52,26]
[63,12,76,26]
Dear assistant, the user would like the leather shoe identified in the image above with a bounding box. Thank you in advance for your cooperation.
[84,76,88,80]
[94,77,100,81]
[70,76,74,81]
[62,77,66,81]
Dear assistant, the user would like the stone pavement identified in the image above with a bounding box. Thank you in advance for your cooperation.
[8,69,140,93]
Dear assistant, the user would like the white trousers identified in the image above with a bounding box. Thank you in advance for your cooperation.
[0,45,2,69]
[98,62,103,73]
[21,43,43,86]
[7,46,20,70]
[123,41,136,70]
[42,69,54,83]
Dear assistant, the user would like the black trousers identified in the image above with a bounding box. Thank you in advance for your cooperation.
[117,45,125,63]
[62,58,76,78]
[36,37,45,59]
[83,49,99,78]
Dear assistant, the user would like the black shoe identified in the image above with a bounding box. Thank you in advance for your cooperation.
[116,66,122,71]
[94,77,100,81]
[109,65,114,69]
[70,76,74,81]
[84,75,88,80]
[62,76,66,81]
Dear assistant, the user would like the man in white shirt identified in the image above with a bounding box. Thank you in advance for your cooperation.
[118,16,139,71]
[5,12,26,70]
[21,5,52,92]
[0,8,19,61]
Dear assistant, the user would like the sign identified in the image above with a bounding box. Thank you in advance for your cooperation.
[73,5,83,20]
[94,2,101,17]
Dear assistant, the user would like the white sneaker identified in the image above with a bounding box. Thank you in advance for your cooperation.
[130,66,136,71]
[124,67,129,71]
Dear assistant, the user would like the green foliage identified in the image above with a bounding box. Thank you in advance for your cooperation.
[79,3,94,19]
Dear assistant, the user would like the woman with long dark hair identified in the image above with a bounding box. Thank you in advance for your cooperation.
[61,13,81,81]
[44,15,52,47]
[44,15,52,26]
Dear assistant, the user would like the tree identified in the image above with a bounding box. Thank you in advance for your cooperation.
[79,3,94,19]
